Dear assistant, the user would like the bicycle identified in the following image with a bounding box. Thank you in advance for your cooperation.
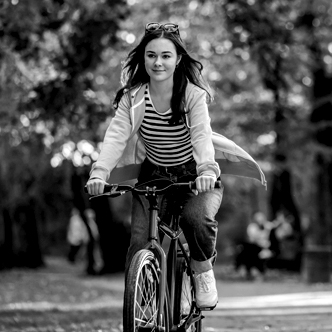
[85,178,222,332]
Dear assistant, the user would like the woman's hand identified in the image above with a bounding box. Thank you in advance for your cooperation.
[193,175,217,194]
[86,178,108,196]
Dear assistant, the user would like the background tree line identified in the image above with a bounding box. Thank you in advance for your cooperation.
[0,0,331,281]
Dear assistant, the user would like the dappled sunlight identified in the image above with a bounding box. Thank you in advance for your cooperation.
[51,140,99,168]
[2,0,332,312]
[257,132,276,146]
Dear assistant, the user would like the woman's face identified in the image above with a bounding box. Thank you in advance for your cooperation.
[144,37,181,85]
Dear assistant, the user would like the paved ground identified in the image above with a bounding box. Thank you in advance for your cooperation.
[0,256,331,331]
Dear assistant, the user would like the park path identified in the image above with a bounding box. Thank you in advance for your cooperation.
[0,256,331,331]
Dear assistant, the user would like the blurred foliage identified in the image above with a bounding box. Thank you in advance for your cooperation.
[1,0,332,269]
[0,0,130,266]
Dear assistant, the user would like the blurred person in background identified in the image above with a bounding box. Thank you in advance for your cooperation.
[67,207,88,263]
[235,211,273,279]
[84,208,101,275]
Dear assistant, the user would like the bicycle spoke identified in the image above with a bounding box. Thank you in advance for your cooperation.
[124,250,169,332]
[132,257,163,331]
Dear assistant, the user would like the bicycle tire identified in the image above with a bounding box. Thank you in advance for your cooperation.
[173,255,202,332]
[123,249,170,332]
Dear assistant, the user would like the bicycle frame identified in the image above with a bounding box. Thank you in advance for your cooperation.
[142,187,202,330]
[85,179,220,330]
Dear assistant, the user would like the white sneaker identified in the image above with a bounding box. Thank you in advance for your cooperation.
[194,269,218,309]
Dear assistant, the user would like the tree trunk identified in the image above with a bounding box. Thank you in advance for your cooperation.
[303,68,332,283]
[12,201,44,268]
[0,208,14,270]
[269,97,303,271]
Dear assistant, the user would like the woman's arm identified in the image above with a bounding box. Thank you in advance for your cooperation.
[89,93,132,183]
[186,86,220,179]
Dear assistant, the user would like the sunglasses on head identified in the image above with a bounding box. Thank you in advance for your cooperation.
[145,22,180,35]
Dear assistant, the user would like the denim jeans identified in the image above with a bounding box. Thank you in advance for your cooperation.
[125,158,223,274]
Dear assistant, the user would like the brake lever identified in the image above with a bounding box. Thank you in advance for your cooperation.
[88,192,112,200]
[89,189,129,200]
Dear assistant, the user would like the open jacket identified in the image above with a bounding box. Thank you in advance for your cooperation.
[90,82,266,187]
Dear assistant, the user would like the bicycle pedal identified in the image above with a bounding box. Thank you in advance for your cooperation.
[197,304,217,311]
[171,326,186,332]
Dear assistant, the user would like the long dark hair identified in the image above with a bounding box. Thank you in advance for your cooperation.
[113,28,212,124]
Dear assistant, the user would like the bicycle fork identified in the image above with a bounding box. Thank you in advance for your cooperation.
[144,193,168,331]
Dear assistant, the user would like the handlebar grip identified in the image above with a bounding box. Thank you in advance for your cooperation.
[189,180,223,190]
[215,180,223,189]
[84,184,113,195]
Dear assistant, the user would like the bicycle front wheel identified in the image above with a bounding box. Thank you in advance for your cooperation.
[123,249,170,332]
[174,255,202,332]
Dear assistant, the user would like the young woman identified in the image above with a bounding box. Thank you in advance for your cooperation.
[86,22,266,309]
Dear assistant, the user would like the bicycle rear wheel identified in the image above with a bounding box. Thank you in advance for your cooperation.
[174,255,202,332]
[123,249,170,332]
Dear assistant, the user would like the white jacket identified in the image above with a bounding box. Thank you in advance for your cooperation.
[90,82,266,187]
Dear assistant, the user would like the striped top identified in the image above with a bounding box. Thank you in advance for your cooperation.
[139,86,193,166]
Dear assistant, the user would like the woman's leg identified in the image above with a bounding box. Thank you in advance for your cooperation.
[180,187,223,273]
[179,187,223,308]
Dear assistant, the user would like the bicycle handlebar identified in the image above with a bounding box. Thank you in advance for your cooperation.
[84,179,222,199]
